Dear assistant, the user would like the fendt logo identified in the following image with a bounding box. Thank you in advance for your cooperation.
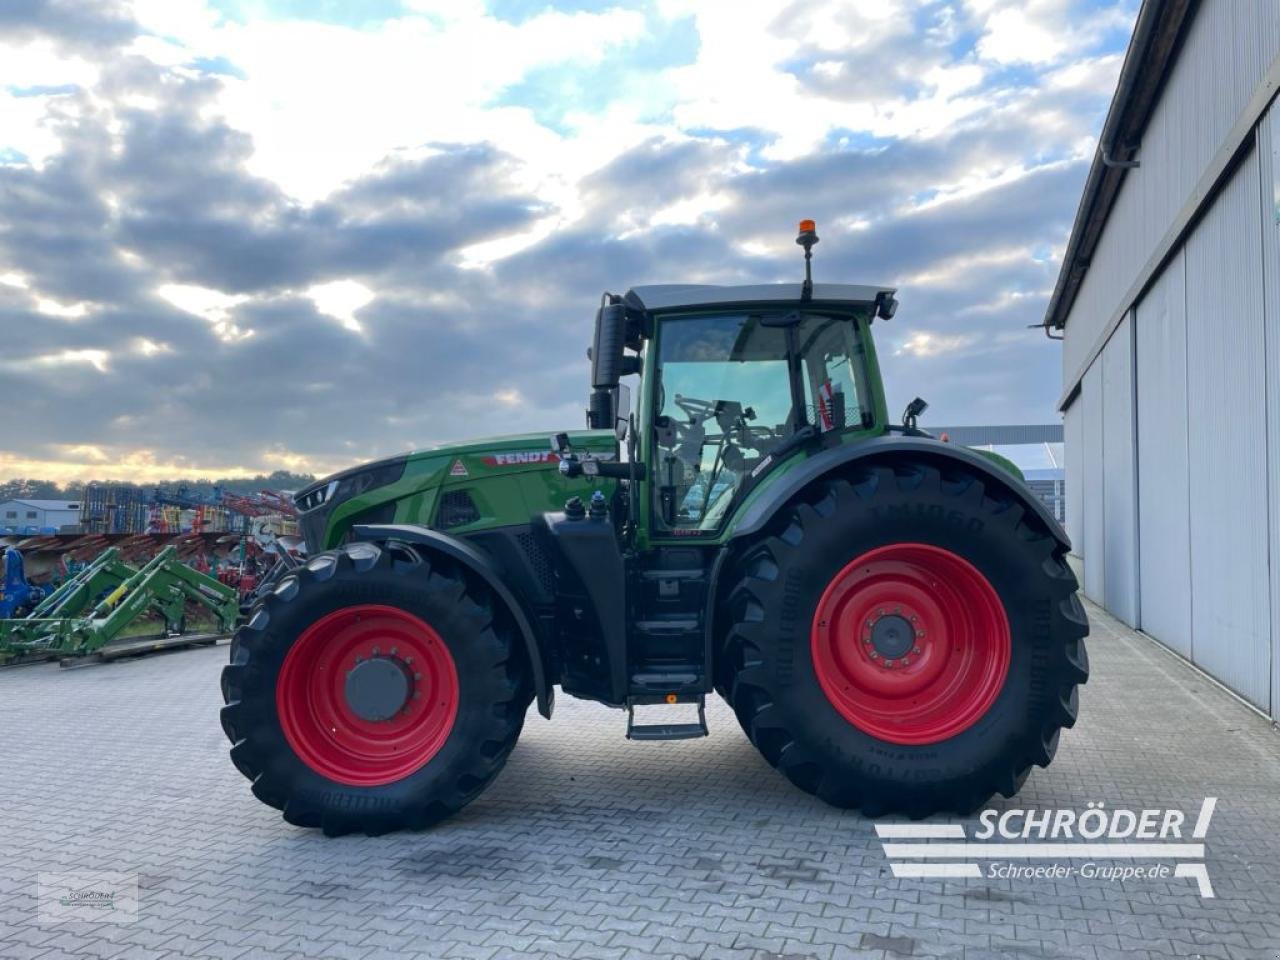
[876,797,1217,898]
[481,451,560,466]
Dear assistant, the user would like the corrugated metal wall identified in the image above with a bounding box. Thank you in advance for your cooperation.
[1135,248,1192,659]
[1261,104,1280,719]
[1081,361,1106,605]
[1064,1,1280,382]
[1183,149,1271,711]
[1101,315,1138,626]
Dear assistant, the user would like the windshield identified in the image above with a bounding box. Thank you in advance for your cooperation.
[652,310,870,533]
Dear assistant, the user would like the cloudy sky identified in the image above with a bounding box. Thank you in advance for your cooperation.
[0,0,1134,483]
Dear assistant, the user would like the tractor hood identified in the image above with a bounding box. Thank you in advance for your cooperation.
[295,430,617,551]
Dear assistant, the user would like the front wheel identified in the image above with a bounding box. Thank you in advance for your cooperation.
[720,460,1089,817]
[220,541,532,835]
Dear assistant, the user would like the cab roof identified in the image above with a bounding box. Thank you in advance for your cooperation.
[624,282,895,313]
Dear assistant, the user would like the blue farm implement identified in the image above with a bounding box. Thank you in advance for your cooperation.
[0,547,45,618]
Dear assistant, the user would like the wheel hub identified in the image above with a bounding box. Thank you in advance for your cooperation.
[275,605,459,786]
[868,612,915,662]
[810,543,1011,745]
[344,656,413,722]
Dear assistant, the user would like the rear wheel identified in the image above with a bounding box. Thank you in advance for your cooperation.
[220,541,531,835]
[720,459,1088,816]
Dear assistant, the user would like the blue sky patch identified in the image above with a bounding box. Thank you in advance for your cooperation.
[492,12,697,133]
[207,0,407,29]
[6,84,79,98]
[190,57,247,80]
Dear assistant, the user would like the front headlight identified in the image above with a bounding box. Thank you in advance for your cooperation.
[293,455,408,551]
[295,456,408,515]
[294,479,339,513]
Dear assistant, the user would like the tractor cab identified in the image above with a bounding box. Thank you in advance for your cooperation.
[559,223,899,548]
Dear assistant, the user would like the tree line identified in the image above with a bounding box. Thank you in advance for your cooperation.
[0,471,318,503]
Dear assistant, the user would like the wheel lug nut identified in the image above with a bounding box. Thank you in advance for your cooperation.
[913,646,921,655]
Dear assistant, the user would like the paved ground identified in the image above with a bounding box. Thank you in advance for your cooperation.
[2,602,1279,960]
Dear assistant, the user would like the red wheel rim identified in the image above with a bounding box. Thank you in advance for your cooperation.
[276,604,459,786]
[810,543,1010,745]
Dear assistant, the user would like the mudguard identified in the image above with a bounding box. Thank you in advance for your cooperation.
[729,434,1071,549]
[350,523,554,718]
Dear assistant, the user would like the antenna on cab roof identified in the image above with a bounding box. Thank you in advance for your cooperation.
[796,219,818,302]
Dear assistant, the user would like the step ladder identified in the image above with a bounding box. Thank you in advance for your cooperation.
[625,694,709,741]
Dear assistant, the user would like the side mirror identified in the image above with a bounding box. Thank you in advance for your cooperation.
[588,302,629,430]
[614,384,630,442]
[591,303,627,389]
[903,396,928,430]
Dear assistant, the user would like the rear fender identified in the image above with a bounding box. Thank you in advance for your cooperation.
[729,435,1070,549]
[350,523,553,718]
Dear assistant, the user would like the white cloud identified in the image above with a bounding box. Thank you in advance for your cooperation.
[156,283,252,340]
[895,331,980,357]
[977,7,1066,64]
[307,279,374,333]
[0,37,99,167]
[34,296,89,317]
[22,348,111,372]
[971,0,1134,68]
[133,337,171,357]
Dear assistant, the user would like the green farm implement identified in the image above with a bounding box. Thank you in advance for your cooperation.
[221,222,1089,835]
[1,545,238,665]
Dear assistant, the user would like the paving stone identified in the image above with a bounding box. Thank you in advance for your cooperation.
[0,603,1277,960]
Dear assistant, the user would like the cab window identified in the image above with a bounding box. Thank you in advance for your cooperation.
[653,314,796,532]
[797,313,871,432]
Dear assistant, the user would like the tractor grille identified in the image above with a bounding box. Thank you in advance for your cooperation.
[437,490,480,529]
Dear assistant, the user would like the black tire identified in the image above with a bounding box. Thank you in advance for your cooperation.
[220,540,532,836]
[719,459,1089,817]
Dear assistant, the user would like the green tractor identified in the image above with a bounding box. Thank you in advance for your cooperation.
[221,222,1088,835]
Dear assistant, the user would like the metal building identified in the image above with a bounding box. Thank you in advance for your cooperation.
[1045,0,1280,720]
[0,499,82,534]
